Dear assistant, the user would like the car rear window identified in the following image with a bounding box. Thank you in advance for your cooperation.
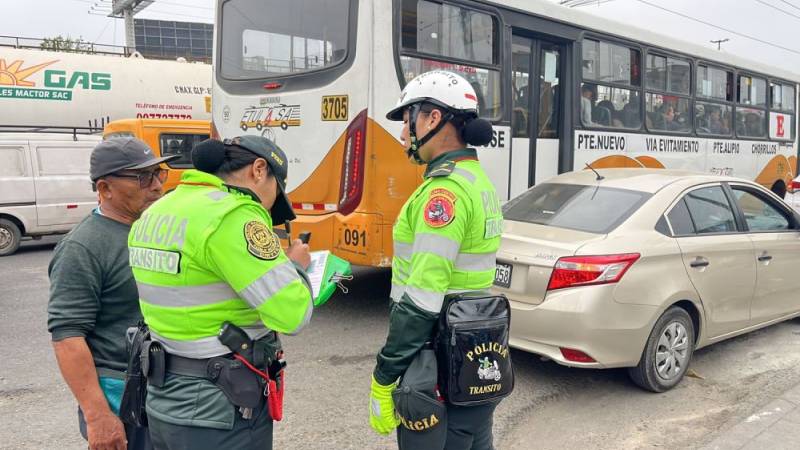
[503,183,650,234]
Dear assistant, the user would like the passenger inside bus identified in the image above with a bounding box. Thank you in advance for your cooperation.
[738,112,765,137]
[696,104,732,135]
[596,100,621,127]
[581,83,596,126]
[709,108,730,134]
[651,104,679,131]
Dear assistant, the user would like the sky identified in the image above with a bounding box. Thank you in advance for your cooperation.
[1,0,799,71]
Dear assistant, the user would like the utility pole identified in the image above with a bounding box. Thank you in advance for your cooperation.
[109,0,153,52]
[710,38,730,50]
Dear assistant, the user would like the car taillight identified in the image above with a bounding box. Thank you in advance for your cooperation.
[338,109,368,216]
[547,253,641,291]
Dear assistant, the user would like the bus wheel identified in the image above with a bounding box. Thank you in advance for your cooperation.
[281,122,289,130]
[771,180,787,199]
[241,124,248,132]
[256,123,263,131]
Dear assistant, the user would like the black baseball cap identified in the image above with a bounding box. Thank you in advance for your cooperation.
[223,136,296,224]
[90,137,178,181]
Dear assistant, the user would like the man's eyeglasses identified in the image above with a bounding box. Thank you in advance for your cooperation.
[109,168,168,188]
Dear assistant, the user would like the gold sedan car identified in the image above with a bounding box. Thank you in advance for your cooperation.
[493,169,800,392]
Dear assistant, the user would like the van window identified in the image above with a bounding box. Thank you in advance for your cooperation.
[160,133,209,168]
[36,146,91,176]
[104,132,135,140]
[503,183,650,234]
[0,147,25,176]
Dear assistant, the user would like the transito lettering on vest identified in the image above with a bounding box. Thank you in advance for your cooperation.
[397,412,440,431]
[484,217,503,239]
[469,383,502,395]
[133,212,188,250]
[465,341,509,362]
[129,247,181,274]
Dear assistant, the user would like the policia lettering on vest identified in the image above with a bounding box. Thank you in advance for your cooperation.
[127,136,314,450]
[369,71,514,450]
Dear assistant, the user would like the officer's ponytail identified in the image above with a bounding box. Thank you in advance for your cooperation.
[192,139,266,177]
[461,117,493,147]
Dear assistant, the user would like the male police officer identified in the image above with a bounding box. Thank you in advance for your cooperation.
[369,71,504,449]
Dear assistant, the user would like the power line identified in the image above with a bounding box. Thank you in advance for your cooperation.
[753,0,800,20]
[93,18,113,42]
[778,0,800,12]
[634,0,800,56]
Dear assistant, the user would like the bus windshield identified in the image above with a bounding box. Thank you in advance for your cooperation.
[219,0,350,79]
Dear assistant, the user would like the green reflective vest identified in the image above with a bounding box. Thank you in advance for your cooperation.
[128,169,313,359]
[391,148,502,312]
[374,148,502,385]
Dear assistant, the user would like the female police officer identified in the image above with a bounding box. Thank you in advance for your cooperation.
[368,71,506,449]
[128,136,313,449]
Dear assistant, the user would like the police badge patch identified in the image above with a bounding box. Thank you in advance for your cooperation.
[423,188,456,228]
[244,220,281,260]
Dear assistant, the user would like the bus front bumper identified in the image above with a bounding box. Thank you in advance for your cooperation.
[278,211,391,267]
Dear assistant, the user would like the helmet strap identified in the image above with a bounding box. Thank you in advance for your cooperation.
[407,103,453,165]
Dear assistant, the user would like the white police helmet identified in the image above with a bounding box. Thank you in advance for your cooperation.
[386,70,480,121]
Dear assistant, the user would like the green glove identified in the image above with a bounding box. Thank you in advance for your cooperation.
[369,375,400,435]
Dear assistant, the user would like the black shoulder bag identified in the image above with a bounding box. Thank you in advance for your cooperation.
[434,292,514,406]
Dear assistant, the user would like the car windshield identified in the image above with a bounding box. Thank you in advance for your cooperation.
[503,183,650,234]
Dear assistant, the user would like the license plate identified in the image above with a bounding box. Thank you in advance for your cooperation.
[494,262,512,288]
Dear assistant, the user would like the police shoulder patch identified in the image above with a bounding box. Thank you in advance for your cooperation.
[423,188,457,228]
[244,220,281,260]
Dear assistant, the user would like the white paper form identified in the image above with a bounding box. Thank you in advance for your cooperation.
[305,250,330,299]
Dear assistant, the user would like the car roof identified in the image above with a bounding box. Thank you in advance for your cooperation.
[547,168,739,193]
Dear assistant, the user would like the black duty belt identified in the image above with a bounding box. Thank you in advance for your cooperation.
[165,353,230,378]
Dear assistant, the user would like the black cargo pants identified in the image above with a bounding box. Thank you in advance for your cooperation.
[146,401,273,450]
[397,401,498,450]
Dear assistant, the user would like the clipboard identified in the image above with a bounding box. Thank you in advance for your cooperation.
[305,251,352,306]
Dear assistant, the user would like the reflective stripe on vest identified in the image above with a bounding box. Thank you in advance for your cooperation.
[394,234,497,275]
[151,324,272,359]
[238,261,305,309]
[137,281,237,307]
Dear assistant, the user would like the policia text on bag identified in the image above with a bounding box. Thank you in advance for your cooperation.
[370,71,515,450]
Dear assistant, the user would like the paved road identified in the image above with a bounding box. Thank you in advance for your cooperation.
[2,238,800,449]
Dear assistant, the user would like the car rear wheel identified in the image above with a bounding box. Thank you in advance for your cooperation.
[628,306,694,392]
[0,219,22,256]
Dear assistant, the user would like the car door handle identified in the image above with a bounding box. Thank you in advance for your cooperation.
[757,253,773,262]
[690,257,710,268]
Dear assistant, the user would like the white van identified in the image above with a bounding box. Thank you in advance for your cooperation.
[0,132,102,256]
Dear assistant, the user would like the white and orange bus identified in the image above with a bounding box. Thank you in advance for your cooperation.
[212,0,799,266]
